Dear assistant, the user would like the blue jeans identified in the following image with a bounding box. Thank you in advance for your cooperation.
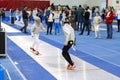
[107,23,113,38]
[77,18,83,31]
[54,23,60,35]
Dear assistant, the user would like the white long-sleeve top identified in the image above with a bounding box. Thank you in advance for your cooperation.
[88,9,92,19]
[32,9,38,18]
[63,23,75,42]
[62,12,66,22]
[116,10,120,19]
[93,16,101,26]
[48,13,54,22]
[53,12,60,23]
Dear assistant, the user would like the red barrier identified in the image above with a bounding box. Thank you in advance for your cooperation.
[0,0,50,10]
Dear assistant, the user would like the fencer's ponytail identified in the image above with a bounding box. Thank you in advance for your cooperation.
[64,17,70,24]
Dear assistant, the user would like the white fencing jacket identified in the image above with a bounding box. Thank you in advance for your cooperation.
[31,17,45,36]
[63,23,75,42]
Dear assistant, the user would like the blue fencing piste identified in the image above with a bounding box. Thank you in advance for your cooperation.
[0,66,4,80]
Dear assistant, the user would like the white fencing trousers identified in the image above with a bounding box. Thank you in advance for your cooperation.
[31,34,40,51]
[94,25,100,38]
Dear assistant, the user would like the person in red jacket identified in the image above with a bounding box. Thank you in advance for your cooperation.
[104,6,114,39]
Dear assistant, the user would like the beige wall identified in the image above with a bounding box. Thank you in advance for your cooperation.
[50,0,120,12]
[108,0,120,11]
[50,0,105,9]
[50,0,87,8]
[87,0,101,8]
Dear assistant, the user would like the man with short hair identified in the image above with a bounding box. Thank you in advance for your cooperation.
[20,6,29,33]
[79,8,90,35]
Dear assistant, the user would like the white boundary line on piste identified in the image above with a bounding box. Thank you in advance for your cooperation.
[7,54,28,80]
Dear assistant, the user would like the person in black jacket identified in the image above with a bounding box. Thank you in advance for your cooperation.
[76,5,84,31]
[0,9,2,28]
[79,8,90,35]
[20,6,29,33]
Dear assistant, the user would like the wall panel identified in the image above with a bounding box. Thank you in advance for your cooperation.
[50,0,87,8]
[0,0,50,10]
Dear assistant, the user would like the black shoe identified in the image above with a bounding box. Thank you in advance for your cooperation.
[87,34,90,36]
[107,37,112,39]
[24,32,28,34]
[79,33,83,35]
[20,28,22,32]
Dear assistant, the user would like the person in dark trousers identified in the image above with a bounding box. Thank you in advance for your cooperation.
[79,8,90,35]
[46,10,54,35]
[116,9,120,32]
[20,6,29,33]
[1,8,5,18]
[104,6,114,39]
[76,5,84,31]
[0,9,2,29]
[62,18,76,70]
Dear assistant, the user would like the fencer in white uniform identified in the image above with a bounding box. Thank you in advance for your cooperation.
[30,16,45,55]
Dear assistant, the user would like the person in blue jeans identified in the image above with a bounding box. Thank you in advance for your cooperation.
[76,5,84,31]
[46,10,54,35]
[53,9,61,35]
[104,6,114,39]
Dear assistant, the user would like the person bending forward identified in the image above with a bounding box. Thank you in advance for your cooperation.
[62,18,76,70]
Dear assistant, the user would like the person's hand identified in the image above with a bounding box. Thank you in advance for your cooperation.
[64,41,68,46]
[42,28,46,32]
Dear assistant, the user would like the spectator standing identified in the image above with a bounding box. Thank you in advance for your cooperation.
[53,9,61,35]
[93,12,102,38]
[116,8,120,32]
[20,6,29,33]
[104,6,114,39]
[76,5,84,31]
[79,8,90,35]
[46,10,54,35]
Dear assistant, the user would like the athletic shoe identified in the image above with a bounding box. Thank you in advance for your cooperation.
[67,64,76,70]
[30,47,36,52]
[67,64,71,70]
[71,64,76,69]
[34,51,40,55]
